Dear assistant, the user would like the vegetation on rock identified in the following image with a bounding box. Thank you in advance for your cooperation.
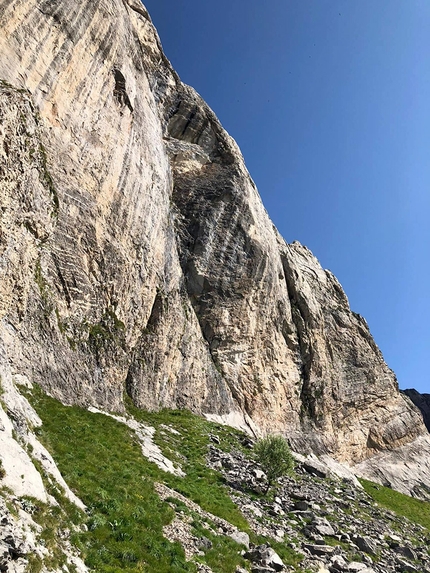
[25,386,303,572]
[1,383,429,573]
[360,478,430,532]
[254,435,294,493]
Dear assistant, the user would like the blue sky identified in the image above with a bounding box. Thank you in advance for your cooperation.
[143,1,430,393]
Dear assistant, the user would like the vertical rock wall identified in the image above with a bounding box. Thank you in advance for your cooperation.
[0,0,426,463]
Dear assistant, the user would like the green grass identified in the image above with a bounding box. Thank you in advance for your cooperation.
[25,386,305,572]
[16,494,81,573]
[360,478,430,532]
[191,517,248,573]
[125,397,251,531]
[29,387,195,573]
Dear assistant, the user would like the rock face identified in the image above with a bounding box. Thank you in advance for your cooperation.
[403,389,430,431]
[0,0,427,468]
[354,434,430,501]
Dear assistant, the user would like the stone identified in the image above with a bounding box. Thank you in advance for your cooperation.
[403,389,430,432]
[395,545,417,560]
[302,457,328,478]
[395,558,419,572]
[353,434,430,501]
[244,545,285,572]
[0,402,47,503]
[253,469,267,481]
[294,500,311,511]
[312,516,336,537]
[207,442,430,573]
[263,547,285,571]
[198,537,213,550]
[352,535,378,555]
[329,555,349,571]
[0,540,10,568]
[269,504,284,516]
[228,531,250,549]
[347,563,369,572]
[244,505,263,518]
[303,544,336,556]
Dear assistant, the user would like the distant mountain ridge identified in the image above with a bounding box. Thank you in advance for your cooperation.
[403,389,430,431]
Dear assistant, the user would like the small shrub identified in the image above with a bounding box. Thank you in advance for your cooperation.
[254,435,293,493]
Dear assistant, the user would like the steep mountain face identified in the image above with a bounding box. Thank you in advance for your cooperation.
[403,389,430,431]
[0,0,428,471]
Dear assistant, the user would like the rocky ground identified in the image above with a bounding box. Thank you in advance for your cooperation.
[204,441,430,573]
[0,493,87,573]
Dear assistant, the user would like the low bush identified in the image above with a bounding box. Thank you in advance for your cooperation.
[254,435,294,493]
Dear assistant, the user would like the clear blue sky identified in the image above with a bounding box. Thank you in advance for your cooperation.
[143,1,430,393]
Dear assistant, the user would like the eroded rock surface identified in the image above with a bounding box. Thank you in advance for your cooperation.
[0,360,88,571]
[0,0,428,476]
[403,389,430,431]
[353,434,430,501]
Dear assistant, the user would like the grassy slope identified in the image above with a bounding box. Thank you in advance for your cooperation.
[24,385,430,573]
[360,478,430,533]
[27,387,262,572]
[30,388,192,573]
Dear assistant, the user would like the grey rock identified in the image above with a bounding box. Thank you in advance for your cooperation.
[352,535,378,555]
[394,545,417,560]
[329,555,349,571]
[253,469,267,481]
[269,504,284,516]
[354,435,430,501]
[0,540,10,567]
[312,516,336,537]
[347,564,370,572]
[244,505,263,518]
[395,558,419,572]
[245,545,284,571]
[302,457,328,478]
[198,537,213,550]
[303,543,336,556]
[403,389,430,432]
[294,500,310,511]
[228,530,250,548]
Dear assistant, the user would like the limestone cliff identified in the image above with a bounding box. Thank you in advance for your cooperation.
[0,0,427,469]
